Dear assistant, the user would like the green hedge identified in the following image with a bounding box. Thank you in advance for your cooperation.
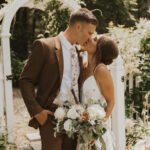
[11,51,25,87]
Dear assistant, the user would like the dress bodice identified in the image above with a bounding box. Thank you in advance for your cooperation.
[82,75,107,108]
[78,75,115,150]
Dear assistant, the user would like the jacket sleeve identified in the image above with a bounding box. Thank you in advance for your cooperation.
[19,40,47,117]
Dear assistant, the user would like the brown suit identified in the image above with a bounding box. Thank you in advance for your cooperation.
[19,36,80,150]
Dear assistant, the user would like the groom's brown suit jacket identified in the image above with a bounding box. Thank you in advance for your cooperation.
[19,36,83,129]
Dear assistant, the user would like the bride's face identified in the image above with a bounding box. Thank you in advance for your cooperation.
[82,37,97,54]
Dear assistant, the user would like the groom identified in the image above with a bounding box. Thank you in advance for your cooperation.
[19,8,98,150]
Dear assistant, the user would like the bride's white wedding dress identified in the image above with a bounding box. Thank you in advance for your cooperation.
[77,75,115,150]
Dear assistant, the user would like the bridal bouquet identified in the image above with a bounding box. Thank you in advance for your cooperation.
[53,99,107,150]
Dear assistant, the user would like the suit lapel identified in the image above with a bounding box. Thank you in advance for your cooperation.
[54,36,64,86]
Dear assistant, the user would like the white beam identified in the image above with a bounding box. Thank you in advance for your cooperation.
[0,46,5,134]
[129,74,133,90]
[1,0,30,143]
[110,55,126,150]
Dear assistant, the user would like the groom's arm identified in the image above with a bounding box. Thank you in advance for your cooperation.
[19,40,46,117]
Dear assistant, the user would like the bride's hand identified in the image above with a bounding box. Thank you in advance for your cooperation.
[103,117,108,122]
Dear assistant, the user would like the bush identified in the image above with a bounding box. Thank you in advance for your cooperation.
[108,19,150,117]
[81,0,134,33]
[7,0,71,87]
[81,0,150,33]
[38,0,71,37]
[139,29,150,93]
[126,92,150,149]
[0,133,5,150]
[11,51,25,87]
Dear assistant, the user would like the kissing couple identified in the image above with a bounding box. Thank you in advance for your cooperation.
[20,8,118,150]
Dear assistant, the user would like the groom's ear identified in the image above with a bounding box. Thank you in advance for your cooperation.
[75,22,82,31]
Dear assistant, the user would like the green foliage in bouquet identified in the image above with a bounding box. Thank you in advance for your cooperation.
[54,119,78,139]
[54,116,106,150]
[77,120,106,141]
[54,100,107,150]
[76,120,106,150]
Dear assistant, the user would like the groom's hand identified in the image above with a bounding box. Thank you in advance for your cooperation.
[34,109,54,125]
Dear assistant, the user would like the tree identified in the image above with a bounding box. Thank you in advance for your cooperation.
[40,0,71,36]
[81,0,134,33]
[123,0,138,20]
[107,19,150,116]
[137,0,150,19]
[139,29,150,95]
[7,0,71,86]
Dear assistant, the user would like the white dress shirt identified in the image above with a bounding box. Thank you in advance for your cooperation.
[53,32,79,106]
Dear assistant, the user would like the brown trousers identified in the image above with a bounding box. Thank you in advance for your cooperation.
[39,116,77,150]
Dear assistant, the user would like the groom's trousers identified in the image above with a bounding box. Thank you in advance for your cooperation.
[39,115,77,150]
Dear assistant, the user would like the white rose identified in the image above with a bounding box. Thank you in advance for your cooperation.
[54,107,66,120]
[87,104,106,120]
[67,105,84,119]
[97,108,106,119]
[87,106,98,120]
[64,119,73,131]
[74,105,85,115]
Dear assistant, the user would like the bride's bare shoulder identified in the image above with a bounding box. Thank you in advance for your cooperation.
[94,64,111,81]
[94,63,109,74]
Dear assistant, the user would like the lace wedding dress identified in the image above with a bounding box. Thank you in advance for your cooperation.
[77,75,115,150]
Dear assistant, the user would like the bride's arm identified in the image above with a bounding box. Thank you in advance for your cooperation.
[95,65,115,120]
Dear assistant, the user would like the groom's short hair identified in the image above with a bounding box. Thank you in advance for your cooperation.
[69,8,98,26]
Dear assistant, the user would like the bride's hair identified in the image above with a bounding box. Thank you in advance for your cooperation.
[94,35,119,65]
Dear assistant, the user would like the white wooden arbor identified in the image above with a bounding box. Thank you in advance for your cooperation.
[0,0,31,143]
[0,0,126,149]
[110,56,126,150]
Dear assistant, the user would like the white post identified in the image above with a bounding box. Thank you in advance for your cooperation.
[1,0,30,143]
[129,74,133,90]
[110,55,126,150]
[124,77,126,91]
[135,76,140,88]
[0,46,5,134]
[1,32,15,143]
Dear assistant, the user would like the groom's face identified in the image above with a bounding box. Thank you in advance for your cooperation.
[82,38,97,54]
[76,22,96,46]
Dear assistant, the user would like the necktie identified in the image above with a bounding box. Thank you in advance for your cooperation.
[71,46,79,103]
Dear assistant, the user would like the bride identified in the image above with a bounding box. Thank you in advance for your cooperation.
[78,35,119,150]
